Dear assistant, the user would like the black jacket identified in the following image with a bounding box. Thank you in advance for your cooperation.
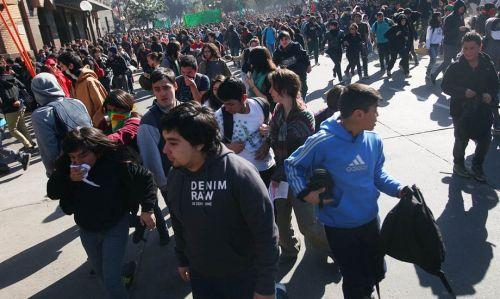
[442,0,466,46]
[342,32,363,55]
[441,52,499,118]
[325,29,344,55]
[106,54,128,76]
[0,74,25,113]
[385,24,411,52]
[47,157,157,231]
[167,146,279,295]
[273,41,310,76]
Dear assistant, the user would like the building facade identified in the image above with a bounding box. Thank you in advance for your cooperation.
[0,0,115,56]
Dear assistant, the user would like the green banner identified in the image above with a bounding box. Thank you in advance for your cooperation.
[183,9,222,27]
[153,19,171,29]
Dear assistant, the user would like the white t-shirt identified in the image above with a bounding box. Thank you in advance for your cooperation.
[215,98,275,172]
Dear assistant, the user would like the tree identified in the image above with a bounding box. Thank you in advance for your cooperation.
[112,0,167,29]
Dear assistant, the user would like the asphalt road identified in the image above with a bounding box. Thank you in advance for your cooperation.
[0,51,498,299]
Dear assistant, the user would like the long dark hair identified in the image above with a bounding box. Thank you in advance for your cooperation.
[62,127,121,159]
[429,12,442,30]
[248,47,276,74]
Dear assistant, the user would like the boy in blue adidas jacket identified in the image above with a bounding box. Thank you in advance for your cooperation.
[285,83,405,299]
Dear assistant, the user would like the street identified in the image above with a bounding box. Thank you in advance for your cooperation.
[0,52,499,299]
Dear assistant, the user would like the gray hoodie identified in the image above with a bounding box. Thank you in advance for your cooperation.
[167,145,279,295]
[31,73,91,176]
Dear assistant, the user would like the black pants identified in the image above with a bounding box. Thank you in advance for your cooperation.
[299,73,308,100]
[361,43,369,77]
[190,268,256,299]
[259,166,275,188]
[452,119,491,169]
[330,52,343,80]
[346,51,362,77]
[325,218,385,299]
[129,200,169,238]
[387,49,410,75]
[377,42,390,70]
[308,38,320,64]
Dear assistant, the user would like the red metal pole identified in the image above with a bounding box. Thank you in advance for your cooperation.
[0,0,35,77]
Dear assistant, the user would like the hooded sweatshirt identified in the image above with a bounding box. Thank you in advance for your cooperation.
[285,117,401,229]
[74,66,107,126]
[442,0,466,46]
[167,146,279,295]
[31,73,91,176]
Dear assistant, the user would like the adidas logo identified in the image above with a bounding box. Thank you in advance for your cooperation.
[346,155,367,172]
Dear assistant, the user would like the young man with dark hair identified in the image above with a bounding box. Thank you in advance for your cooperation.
[371,12,394,71]
[273,31,311,100]
[285,83,406,299]
[214,77,275,186]
[441,32,499,182]
[161,101,279,299]
[137,69,179,245]
[175,55,210,103]
[58,51,107,126]
[324,20,344,81]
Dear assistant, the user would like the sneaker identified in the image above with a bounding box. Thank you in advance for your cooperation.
[19,152,30,171]
[471,166,487,183]
[414,61,419,66]
[453,164,471,178]
[121,261,137,289]
[0,163,10,174]
[132,224,146,244]
[386,70,392,78]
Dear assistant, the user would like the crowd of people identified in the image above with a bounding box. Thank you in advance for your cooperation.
[1,0,499,298]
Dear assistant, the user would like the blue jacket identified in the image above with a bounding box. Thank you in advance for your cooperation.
[285,117,401,229]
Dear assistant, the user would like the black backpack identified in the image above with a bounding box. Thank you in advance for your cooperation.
[380,185,455,297]
[459,98,494,140]
[221,97,270,143]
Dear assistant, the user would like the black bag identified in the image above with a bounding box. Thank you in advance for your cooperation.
[459,98,494,140]
[221,97,270,143]
[380,185,455,297]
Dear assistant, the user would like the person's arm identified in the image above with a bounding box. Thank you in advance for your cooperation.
[441,64,467,98]
[285,134,322,198]
[137,123,168,189]
[426,27,432,49]
[374,138,401,197]
[31,110,60,177]
[188,75,209,103]
[127,162,157,213]
[233,165,279,296]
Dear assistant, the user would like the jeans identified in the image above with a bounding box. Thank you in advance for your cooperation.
[324,218,385,299]
[299,73,308,100]
[432,43,460,79]
[345,51,362,77]
[274,189,330,257]
[79,215,129,299]
[452,119,491,169]
[0,126,20,163]
[190,267,256,299]
[426,44,439,75]
[308,38,319,64]
[377,42,390,70]
[387,49,410,75]
[361,43,369,77]
[230,46,240,57]
[4,108,34,148]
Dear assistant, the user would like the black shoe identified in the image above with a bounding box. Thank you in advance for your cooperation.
[19,152,30,171]
[121,261,137,289]
[0,163,10,174]
[132,224,146,244]
[453,164,471,178]
[471,166,487,183]
[386,70,392,78]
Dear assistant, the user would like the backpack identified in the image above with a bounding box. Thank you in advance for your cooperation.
[46,99,93,139]
[221,97,270,143]
[380,185,455,297]
[459,98,494,140]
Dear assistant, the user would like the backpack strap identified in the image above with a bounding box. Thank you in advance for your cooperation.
[253,97,271,124]
[437,270,456,298]
[221,107,234,143]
